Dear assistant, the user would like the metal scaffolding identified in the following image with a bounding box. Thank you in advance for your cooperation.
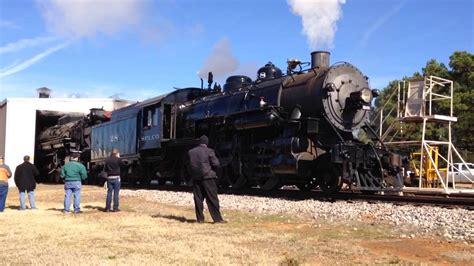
[375,76,473,194]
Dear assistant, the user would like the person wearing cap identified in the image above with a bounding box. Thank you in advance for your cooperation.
[14,155,39,210]
[188,135,226,223]
[103,148,127,212]
[60,153,88,214]
[0,156,12,212]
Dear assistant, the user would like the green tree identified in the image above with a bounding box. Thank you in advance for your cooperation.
[372,51,474,153]
[449,51,474,151]
[422,59,449,78]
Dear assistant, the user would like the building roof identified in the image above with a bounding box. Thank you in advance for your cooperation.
[0,97,135,108]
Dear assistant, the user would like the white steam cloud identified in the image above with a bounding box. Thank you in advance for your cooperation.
[197,38,239,79]
[37,0,145,38]
[288,0,346,49]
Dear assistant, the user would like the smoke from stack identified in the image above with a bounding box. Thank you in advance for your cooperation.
[197,38,239,80]
[288,0,346,49]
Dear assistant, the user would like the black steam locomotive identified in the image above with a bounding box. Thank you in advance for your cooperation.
[36,108,111,182]
[37,51,403,194]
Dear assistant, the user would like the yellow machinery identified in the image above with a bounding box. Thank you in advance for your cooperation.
[409,146,446,187]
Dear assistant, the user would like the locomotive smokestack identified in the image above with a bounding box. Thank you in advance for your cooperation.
[311,51,330,68]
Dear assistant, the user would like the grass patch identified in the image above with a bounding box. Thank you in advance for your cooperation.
[0,184,469,264]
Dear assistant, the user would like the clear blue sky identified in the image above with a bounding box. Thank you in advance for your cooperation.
[1,0,473,101]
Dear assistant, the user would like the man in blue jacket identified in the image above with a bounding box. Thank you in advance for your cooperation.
[60,153,87,213]
[188,135,226,223]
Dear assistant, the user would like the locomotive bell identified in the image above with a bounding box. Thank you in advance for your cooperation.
[256,62,282,83]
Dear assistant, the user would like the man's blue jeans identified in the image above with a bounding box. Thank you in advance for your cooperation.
[106,178,121,211]
[0,184,8,212]
[19,190,36,210]
[64,181,82,212]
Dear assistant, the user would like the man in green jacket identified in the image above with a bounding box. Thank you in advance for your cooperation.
[60,153,87,213]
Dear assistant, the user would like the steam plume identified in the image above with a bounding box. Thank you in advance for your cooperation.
[288,0,346,49]
[197,38,239,79]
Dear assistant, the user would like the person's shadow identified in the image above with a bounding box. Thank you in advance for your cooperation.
[46,208,65,212]
[45,206,105,212]
[84,205,108,212]
[151,213,197,223]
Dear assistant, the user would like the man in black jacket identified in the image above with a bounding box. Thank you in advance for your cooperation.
[14,155,39,210]
[188,135,226,223]
[104,148,127,212]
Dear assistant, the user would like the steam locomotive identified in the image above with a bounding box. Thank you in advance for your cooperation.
[37,51,403,194]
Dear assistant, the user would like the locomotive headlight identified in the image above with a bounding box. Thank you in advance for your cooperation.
[360,88,373,104]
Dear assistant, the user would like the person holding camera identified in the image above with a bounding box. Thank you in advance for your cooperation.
[103,148,126,212]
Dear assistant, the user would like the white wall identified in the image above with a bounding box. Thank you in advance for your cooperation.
[0,104,6,158]
[1,98,131,186]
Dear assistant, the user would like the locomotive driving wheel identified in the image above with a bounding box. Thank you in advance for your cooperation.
[226,155,248,189]
[315,154,342,195]
[257,175,282,191]
[296,176,318,191]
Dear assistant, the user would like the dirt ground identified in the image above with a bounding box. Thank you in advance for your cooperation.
[0,184,472,265]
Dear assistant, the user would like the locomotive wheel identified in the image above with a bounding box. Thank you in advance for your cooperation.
[296,176,318,191]
[226,157,248,189]
[172,178,181,186]
[258,176,281,191]
[318,166,342,195]
[315,154,342,195]
[216,167,230,188]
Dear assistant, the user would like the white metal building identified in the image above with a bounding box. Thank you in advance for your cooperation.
[0,97,132,186]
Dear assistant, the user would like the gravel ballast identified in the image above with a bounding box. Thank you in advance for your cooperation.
[121,189,474,243]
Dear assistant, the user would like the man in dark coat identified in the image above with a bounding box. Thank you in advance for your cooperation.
[14,155,39,210]
[104,148,127,212]
[188,135,226,223]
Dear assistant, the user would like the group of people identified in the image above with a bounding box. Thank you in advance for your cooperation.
[0,135,226,223]
[0,151,122,214]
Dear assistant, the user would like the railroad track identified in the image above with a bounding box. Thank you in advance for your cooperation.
[123,182,474,210]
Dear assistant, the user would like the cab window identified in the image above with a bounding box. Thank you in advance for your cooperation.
[153,108,160,126]
[143,107,160,129]
[147,110,153,127]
